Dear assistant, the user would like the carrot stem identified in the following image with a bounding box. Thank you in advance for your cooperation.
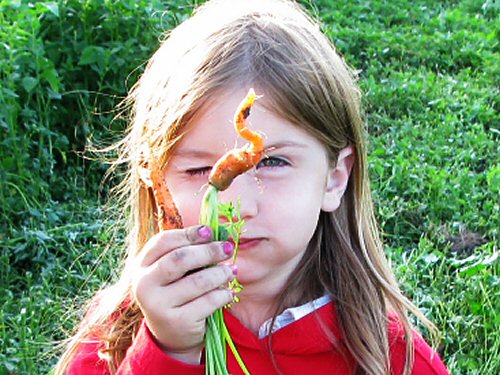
[201,187,249,375]
[223,322,251,375]
[200,185,220,238]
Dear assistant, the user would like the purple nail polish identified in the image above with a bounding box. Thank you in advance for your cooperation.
[198,226,212,239]
[223,242,234,255]
[229,264,238,275]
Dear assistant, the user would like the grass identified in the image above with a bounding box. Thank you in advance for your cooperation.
[1,0,498,374]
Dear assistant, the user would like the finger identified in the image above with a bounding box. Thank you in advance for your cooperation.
[152,241,235,286]
[170,264,237,307]
[140,225,213,267]
[178,287,235,323]
[134,265,235,324]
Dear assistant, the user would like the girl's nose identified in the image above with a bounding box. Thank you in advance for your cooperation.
[218,171,259,220]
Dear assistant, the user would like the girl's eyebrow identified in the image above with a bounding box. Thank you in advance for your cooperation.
[174,149,218,159]
[264,141,308,152]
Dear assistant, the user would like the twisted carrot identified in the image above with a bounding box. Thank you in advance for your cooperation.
[209,89,265,191]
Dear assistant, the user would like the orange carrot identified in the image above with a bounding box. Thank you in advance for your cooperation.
[209,89,264,191]
[149,160,183,230]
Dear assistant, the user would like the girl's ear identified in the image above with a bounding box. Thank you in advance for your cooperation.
[321,145,355,212]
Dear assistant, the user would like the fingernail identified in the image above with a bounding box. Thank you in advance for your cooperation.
[198,226,212,239]
[223,242,234,256]
[229,264,238,275]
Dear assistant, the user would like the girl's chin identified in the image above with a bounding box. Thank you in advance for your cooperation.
[228,263,270,288]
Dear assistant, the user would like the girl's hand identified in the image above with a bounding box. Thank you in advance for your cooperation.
[132,225,236,364]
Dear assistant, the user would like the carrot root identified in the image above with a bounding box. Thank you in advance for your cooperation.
[209,89,265,191]
[149,161,183,231]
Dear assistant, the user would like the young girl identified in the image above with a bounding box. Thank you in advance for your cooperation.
[56,0,450,374]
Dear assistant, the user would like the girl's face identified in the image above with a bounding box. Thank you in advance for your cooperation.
[165,89,350,294]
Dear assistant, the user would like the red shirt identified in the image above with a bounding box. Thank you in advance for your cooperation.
[66,302,449,374]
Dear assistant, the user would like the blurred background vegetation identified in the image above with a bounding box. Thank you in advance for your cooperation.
[0,0,498,373]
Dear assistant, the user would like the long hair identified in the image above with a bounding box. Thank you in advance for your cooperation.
[56,1,436,374]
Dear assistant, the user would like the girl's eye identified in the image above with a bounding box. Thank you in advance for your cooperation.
[257,156,289,169]
[185,166,212,176]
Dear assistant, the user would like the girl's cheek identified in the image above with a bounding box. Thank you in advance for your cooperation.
[258,178,292,196]
[179,206,200,227]
[174,194,204,227]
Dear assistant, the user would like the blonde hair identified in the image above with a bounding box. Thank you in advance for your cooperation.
[56,1,437,374]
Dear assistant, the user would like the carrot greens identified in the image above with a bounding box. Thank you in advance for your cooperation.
[200,188,249,375]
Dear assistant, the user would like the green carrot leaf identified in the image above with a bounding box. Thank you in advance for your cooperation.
[200,190,248,375]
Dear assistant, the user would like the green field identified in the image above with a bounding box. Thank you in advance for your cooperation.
[1,0,498,373]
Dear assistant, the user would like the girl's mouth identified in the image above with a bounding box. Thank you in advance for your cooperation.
[232,237,262,250]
